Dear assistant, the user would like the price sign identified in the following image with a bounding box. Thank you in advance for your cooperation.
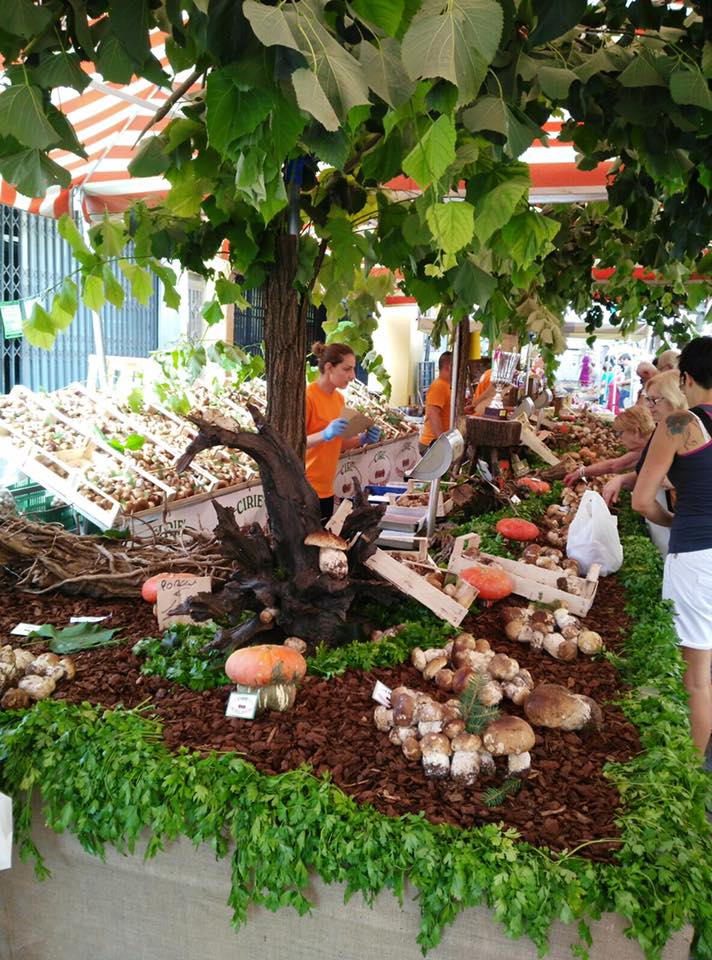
[156,576,212,629]
[371,680,392,707]
[10,622,43,636]
[225,691,259,719]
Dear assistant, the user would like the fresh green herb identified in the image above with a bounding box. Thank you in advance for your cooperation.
[30,622,120,654]
[132,622,227,691]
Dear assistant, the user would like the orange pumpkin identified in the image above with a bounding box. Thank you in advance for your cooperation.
[517,477,551,495]
[461,565,514,601]
[496,518,540,541]
[141,572,196,604]
[225,644,307,687]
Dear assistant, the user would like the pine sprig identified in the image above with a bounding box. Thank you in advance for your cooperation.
[459,672,500,735]
[483,778,521,808]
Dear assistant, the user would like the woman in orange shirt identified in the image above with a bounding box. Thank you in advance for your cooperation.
[306,342,381,521]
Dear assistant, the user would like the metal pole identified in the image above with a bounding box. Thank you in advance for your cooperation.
[426,477,439,540]
[449,320,459,429]
[92,310,108,393]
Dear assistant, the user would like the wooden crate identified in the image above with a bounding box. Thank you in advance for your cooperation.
[447,533,600,617]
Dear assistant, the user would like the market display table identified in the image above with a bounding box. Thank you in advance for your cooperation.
[0,815,692,960]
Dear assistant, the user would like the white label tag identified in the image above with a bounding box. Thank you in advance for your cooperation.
[371,680,392,707]
[510,494,522,505]
[225,691,259,719]
[70,615,109,623]
[10,623,43,637]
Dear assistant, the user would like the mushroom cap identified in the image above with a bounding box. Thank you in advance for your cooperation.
[488,653,520,682]
[451,732,482,752]
[524,683,588,729]
[225,644,307,687]
[482,715,536,756]
[304,530,348,550]
[495,518,540,542]
[420,733,451,756]
[460,564,513,601]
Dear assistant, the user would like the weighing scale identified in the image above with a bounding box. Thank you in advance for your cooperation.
[405,429,464,539]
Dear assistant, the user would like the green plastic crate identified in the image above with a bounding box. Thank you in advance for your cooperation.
[9,481,78,530]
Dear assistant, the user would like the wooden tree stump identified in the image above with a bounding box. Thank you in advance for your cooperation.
[176,405,390,653]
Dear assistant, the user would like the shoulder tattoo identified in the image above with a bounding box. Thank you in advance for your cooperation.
[666,412,692,435]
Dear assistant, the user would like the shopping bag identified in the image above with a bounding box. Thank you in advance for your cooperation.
[0,792,12,870]
[566,490,623,576]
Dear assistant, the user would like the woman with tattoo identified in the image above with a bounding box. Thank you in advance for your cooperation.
[633,337,712,758]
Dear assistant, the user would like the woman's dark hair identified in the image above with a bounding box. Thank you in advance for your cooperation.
[678,336,712,389]
[312,341,355,373]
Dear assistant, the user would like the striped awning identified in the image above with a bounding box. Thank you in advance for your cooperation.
[1,40,610,219]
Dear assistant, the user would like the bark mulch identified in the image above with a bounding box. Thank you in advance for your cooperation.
[0,572,640,862]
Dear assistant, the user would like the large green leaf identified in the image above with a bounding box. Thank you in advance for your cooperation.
[473,173,529,245]
[243,1,299,50]
[401,0,503,106]
[30,622,120,654]
[121,263,154,304]
[301,125,350,169]
[165,167,211,217]
[452,256,496,307]
[350,0,405,36]
[462,98,540,159]
[499,211,560,267]
[102,266,126,309]
[33,51,91,93]
[426,201,474,254]
[292,68,340,131]
[95,33,136,84]
[23,303,56,349]
[527,0,586,47]
[0,84,61,150]
[58,214,95,266]
[669,68,712,112]
[128,136,171,178]
[205,70,274,155]
[703,41,712,80]
[5,0,53,36]
[402,114,456,189]
[0,146,70,196]
[82,274,106,312]
[618,52,666,89]
[358,39,416,108]
[537,66,578,100]
[111,0,152,63]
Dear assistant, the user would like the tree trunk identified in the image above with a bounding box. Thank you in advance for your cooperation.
[263,233,306,457]
[454,319,470,436]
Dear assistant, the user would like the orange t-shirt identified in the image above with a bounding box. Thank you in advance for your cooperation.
[305,381,345,498]
[473,368,492,402]
[420,377,451,446]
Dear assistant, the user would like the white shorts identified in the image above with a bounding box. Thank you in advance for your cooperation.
[662,548,712,650]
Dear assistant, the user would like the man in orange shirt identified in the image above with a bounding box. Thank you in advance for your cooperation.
[420,351,452,454]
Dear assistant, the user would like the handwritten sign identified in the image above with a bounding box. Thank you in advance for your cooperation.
[156,575,212,630]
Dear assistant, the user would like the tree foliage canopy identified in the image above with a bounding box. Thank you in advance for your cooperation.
[1,0,711,366]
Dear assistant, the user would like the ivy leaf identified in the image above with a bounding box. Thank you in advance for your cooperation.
[0,84,61,150]
[453,257,496,307]
[350,0,405,37]
[56,278,78,318]
[82,273,106,312]
[426,201,474,254]
[90,216,127,258]
[357,38,416,108]
[5,0,54,36]
[149,261,181,311]
[402,114,456,189]
[499,211,560,267]
[619,52,666,89]
[401,0,503,106]
[49,296,74,332]
[537,66,578,99]
[473,173,529,245]
[0,146,70,196]
[669,68,712,112]
[527,0,587,46]
[23,302,56,349]
[33,51,91,93]
[95,33,136,84]
[205,70,275,155]
[102,265,126,309]
[292,68,340,131]
[215,277,249,308]
[121,263,154,305]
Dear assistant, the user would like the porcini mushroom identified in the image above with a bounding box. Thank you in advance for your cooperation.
[303,530,349,578]
[420,733,451,778]
[450,733,482,786]
[18,674,56,701]
[577,630,603,655]
[524,683,602,732]
[1,687,32,710]
[482,715,536,776]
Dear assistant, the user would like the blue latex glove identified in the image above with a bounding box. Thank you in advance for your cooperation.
[323,417,348,441]
[361,426,382,446]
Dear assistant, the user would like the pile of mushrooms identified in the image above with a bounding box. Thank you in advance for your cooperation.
[0,647,76,709]
[410,633,534,706]
[374,687,536,783]
[519,542,586,594]
[500,605,603,661]
[524,683,603,734]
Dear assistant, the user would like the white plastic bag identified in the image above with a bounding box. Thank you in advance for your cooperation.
[566,490,623,576]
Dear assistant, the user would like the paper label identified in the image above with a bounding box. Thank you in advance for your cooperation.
[156,576,212,630]
[10,623,43,637]
[225,691,259,719]
[510,494,522,505]
[0,792,12,870]
[371,680,392,707]
[70,615,109,623]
